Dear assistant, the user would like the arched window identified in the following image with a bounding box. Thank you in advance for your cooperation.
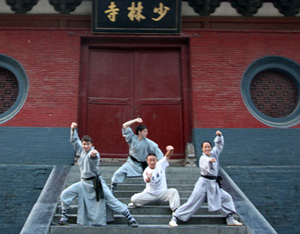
[0,55,28,124]
[241,56,300,128]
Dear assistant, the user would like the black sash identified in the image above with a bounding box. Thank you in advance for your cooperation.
[130,155,148,171]
[82,175,104,201]
[201,174,222,188]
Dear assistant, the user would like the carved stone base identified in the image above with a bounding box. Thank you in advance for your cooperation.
[229,0,263,16]
[49,0,83,14]
[185,142,197,167]
[272,0,300,17]
[6,0,38,14]
[188,0,222,16]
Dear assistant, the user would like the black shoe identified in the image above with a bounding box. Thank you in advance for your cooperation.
[111,183,117,194]
[128,219,139,227]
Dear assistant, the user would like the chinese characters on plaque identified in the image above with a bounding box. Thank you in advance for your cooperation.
[92,0,181,34]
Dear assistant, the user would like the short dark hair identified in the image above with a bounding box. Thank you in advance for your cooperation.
[135,124,147,135]
[82,135,93,143]
[146,152,157,158]
[201,141,212,148]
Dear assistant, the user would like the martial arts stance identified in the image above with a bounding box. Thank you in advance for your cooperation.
[59,122,138,227]
[111,117,164,193]
[169,130,242,227]
[128,145,180,212]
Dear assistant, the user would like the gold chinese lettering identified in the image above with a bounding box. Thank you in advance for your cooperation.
[104,2,120,22]
[152,3,170,21]
[127,2,146,22]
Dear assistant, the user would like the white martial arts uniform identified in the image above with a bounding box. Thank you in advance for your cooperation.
[131,157,180,211]
[60,129,127,226]
[173,134,237,222]
[111,127,164,185]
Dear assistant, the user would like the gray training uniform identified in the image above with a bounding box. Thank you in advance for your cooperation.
[174,134,237,222]
[60,129,127,226]
[111,127,163,185]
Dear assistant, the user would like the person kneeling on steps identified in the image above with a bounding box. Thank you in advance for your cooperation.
[128,145,180,213]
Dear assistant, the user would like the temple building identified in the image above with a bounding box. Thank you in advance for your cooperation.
[0,0,299,233]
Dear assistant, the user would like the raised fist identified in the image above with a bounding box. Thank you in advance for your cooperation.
[166,145,174,151]
[71,122,77,130]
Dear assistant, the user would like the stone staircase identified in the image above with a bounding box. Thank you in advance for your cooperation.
[50,165,248,234]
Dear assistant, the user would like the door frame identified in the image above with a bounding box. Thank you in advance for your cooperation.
[79,35,192,158]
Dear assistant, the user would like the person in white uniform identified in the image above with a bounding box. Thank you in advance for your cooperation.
[111,117,164,193]
[169,130,242,227]
[59,122,138,227]
[128,145,180,212]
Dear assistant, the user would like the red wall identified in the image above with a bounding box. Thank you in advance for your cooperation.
[186,29,300,129]
[0,29,82,127]
[1,28,300,129]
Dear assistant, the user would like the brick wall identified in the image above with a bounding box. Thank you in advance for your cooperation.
[0,29,83,233]
[225,166,300,234]
[1,29,300,130]
[0,29,82,127]
[187,30,300,234]
[0,127,74,165]
[193,128,300,167]
[186,30,300,129]
[1,27,300,234]
[0,126,74,234]
[0,165,52,234]
[193,128,300,234]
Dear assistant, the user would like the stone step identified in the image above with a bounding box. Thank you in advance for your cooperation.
[122,197,194,205]
[52,166,246,234]
[65,166,201,188]
[56,205,214,215]
[53,214,234,225]
[66,197,191,205]
[68,171,200,178]
[67,166,200,179]
[59,188,195,198]
[113,190,192,198]
[115,184,195,191]
[68,165,200,173]
[50,224,247,234]
[65,178,199,186]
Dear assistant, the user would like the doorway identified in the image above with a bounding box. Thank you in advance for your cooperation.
[79,37,191,160]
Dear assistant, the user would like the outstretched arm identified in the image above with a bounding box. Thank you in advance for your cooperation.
[122,117,143,129]
[216,130,222,137]
[165,145,174,161]
[90,149,99,158]
[70,122,83,155]
[212,130,224,159]
[71,122,77,133]
[215,130,223,150]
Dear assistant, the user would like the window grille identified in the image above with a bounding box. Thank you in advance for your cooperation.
[250,70,298,118]
[0,68,19,114]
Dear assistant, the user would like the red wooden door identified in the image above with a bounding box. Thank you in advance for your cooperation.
[79,38,190,160]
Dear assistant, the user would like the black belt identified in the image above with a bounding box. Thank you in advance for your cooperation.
[201,174,222,188]
[129,155,148,171]
[82,175,104,201]
[82,176,95,180]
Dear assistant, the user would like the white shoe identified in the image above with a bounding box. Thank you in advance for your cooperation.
[169,220,178,227]
[227,219,243,226]
[59,216,68,225]
[127,203,137,208]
